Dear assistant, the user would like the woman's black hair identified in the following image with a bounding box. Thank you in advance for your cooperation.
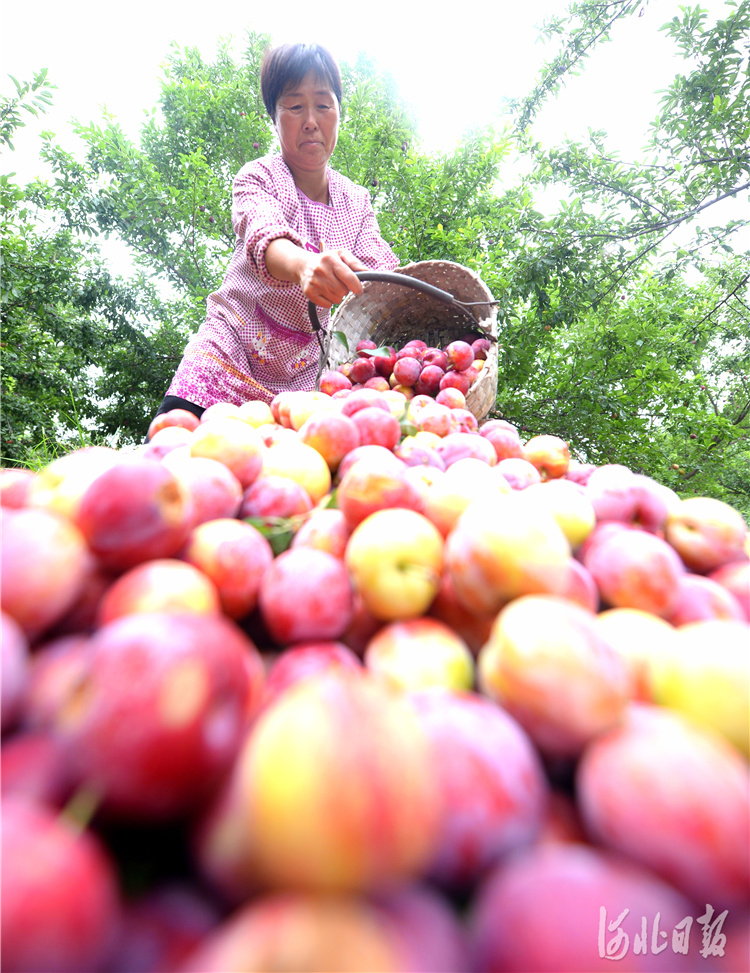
[260,43,342,120]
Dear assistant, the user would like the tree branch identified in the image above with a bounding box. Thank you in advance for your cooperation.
[582,181,750,242]
[692,272,750,329]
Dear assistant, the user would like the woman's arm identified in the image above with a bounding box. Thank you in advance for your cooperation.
[233,162,364,307]
[264,238,365,309]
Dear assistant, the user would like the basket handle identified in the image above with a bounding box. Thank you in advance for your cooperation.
[307,270,466,335]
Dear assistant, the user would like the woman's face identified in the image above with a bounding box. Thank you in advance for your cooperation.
[274,72,340,179]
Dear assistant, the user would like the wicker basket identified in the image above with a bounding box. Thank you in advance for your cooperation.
[326,260,499,421]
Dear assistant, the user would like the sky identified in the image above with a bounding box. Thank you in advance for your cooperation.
[0,0,742,274]
[2,0,736,176]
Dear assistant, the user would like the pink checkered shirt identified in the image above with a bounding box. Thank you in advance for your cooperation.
[166,155,399,407]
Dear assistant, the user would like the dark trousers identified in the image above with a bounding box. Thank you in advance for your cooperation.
[153,395,205,421]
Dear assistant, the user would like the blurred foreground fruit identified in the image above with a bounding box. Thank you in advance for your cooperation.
[581,524,685,617]
[232,669,442,892]
[410,690,548,890]
[1,611,29,732]
[478,595,630,756]
[1,506,91,639]
[469,842,699,973]
[53,612,259,819]
[1,390,747,973]
[650,619,750,756]
[364,618,475,693]
[180,893,404,973]
[76,458,194,571]
[577,703,750,907]
[1,796,122,973]
[665,495,748,573]
[445,493,571,613]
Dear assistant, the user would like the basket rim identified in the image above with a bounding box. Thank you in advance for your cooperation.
[332,259,498,337]
[322,260,499,420]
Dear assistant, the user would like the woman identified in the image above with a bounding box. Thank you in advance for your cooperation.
[155,42,399,419]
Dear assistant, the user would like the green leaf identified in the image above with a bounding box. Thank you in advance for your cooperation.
[358,345,392,358]
[332,330,349,353]
[399,418,418,439]
[243,516,301,556]
[322,489,338,509]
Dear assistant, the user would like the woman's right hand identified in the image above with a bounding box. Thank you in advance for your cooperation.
[265,238,365,308]
[298,248,365,308]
